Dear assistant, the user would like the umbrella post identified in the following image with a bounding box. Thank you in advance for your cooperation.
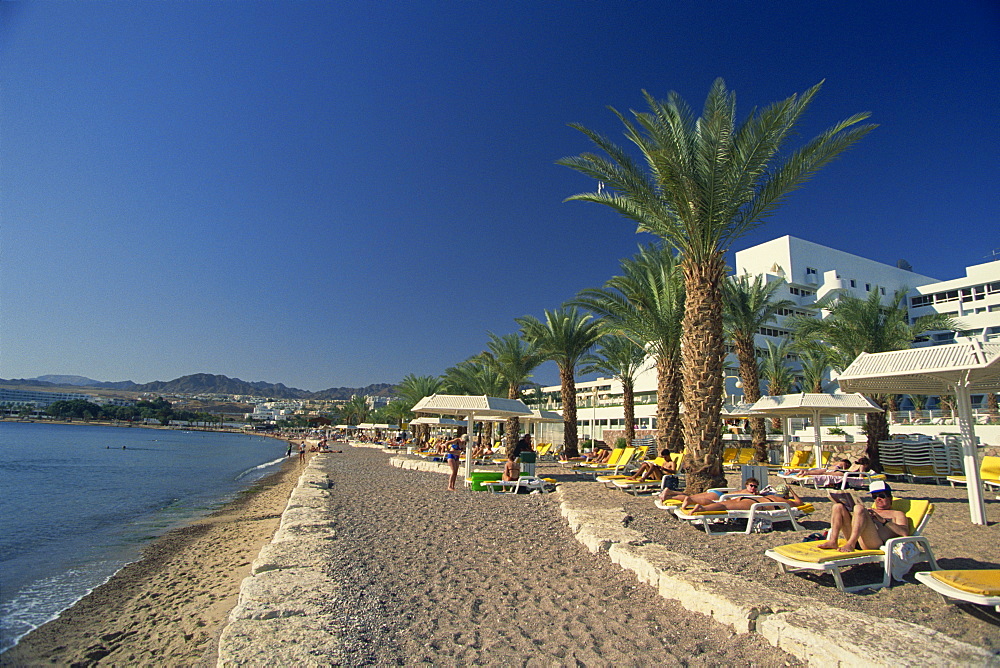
[782,416,791,465]
[465,413,475,484]
[955,384,987,525]
[812,410,823,468]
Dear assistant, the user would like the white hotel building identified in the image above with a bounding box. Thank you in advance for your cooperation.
[532,235,1000,444]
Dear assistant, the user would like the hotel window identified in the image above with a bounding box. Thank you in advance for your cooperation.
[850,279,856,288]
[865,283,871,291]
[880,287,886,295]
[806,267,817,275]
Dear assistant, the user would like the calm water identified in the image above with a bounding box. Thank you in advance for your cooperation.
[0,421,287,652]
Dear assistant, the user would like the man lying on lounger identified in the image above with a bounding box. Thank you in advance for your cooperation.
[818,480,908,552]
[657,477,762,504]
[678,483,806,513]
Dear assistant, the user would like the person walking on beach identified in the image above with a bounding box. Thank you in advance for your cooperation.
[286,442,293,458]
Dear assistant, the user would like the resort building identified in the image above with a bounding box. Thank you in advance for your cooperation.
[908,260,1000,346]
[0,387,96,408]
[531,235,1000,445]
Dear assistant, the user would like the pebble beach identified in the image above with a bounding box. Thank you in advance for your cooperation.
[5,441,999,666]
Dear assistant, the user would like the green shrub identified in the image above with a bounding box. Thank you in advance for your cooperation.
[614,436,628,449]
[828,427,847,436]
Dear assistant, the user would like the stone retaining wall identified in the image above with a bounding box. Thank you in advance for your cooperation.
[218,454,998,667]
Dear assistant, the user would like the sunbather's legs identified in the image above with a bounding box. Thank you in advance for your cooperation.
[446,458,459,491]
[818,503,881,551]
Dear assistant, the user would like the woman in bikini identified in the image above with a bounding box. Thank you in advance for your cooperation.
[443,434,466,490]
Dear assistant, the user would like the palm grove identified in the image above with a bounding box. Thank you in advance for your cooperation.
[392,80,957,492]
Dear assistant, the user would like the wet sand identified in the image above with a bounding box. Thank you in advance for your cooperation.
[2,452,303,667]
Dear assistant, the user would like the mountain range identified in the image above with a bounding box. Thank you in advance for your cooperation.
[2,374,396,401]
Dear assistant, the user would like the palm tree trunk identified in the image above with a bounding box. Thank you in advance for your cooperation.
[666,352,684,452]
[505,383,520,455]
[681,255,727,492]
[560,367,580,458]
[735,335,767,463]
[622,380,636,444]
[655,354,683,453]
[865,395,890,471]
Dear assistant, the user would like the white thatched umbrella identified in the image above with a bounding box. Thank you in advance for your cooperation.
[838,339,1000,525]
[749,393,883,468]
[412,394,532,481]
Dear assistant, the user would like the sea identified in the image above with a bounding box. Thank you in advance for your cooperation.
[0,421,288,653]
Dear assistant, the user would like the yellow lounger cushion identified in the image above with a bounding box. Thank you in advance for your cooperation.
[796,503,816,514]
[930,570,1000,596]
[770,540,884,563]
[684,510,729,516]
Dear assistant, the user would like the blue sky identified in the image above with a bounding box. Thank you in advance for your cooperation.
[2,1,998,391]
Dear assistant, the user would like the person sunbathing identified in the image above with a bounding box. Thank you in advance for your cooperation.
[501,451,521,481]
[625,449,676,482]
[567,446,611,463]
[657,477,762,504]
[818,480,908,552]
[786,458,851,477]
[679,484,805,513]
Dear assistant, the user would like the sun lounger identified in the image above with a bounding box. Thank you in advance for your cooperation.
[671,495,814,535]
[582,447,639,478]
[480,476,556,494]
[947,455,1000,491]
[567,446,625,470]
[764,498,937,592]
[914,570,1000,612]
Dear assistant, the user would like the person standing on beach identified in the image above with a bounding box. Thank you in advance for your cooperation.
[298,442,306,463]
[286,442,293,458]
[443,434,466,491]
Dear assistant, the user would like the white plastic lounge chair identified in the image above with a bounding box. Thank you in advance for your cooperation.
[914,570,1000,612]
[480,476,556,494]
[764,498,938,592]
[671,495,815,535]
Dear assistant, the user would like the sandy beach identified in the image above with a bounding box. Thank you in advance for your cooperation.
[1,449,302,667]
[4,442,998,665]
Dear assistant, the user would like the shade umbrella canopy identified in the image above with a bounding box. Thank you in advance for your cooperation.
[409,417,467,426]
[412,394,532,480]
[721,403,763,418]
[475,408,564,424]
[838,339,1000,525]
[749,393,883,466]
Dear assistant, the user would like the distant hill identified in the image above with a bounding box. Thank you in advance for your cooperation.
[5,373,397,400]
[35,374,104,386]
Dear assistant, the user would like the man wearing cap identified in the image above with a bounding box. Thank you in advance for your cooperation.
[819,480,909,552]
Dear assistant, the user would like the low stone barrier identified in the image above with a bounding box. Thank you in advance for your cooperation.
[553,483,998,667]
[217,456,343,667]
[221,455,998,667]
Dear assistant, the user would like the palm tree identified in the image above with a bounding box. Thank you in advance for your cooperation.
[722,273,794,462]
[760,339,796,432]
[580,334,649,445]
[792,287,957,468]
[559,79,875,491]
[517,307,604,459]
[795,342,833,393]
[395,373,443,444]
[340,394,370,426]
[381,400,412,433]
[572,244,685,453]
[442,358,506,446]
[479,332,545,454]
